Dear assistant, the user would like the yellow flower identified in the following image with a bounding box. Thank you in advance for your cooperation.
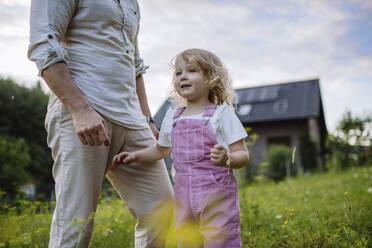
[78,218,85,224]
[260,162,268,167]
[344,192,348,195]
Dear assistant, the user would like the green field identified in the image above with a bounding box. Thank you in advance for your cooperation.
[1,166,371,247]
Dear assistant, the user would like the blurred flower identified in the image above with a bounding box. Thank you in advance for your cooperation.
[276,215,282,219]
[344,192,348,195]
[78,218,85,224]
[367,187,372,193]
[282,219,288,228]
[260,162,268,167]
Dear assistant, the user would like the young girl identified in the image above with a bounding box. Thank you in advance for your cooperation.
[113,48,249,247]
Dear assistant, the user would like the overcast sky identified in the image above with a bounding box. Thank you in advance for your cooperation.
[1,0,371,132]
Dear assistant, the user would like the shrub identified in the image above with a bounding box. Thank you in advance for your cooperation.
[263,144,294,182]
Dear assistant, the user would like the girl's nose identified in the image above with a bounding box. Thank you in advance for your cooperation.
[180,72,187,80]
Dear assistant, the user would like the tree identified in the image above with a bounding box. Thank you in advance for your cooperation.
[329,111,372,169]
[0,77,53,199]
[0,136,31,197]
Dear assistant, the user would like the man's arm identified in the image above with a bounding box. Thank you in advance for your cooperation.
[43,62,110,146]
[136,74,159,139]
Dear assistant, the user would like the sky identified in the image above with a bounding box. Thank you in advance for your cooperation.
[0,0,371,133]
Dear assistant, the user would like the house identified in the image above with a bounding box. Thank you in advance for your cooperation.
[154,78,327,174]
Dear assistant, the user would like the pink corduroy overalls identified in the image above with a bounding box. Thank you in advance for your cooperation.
[171,104,241,248]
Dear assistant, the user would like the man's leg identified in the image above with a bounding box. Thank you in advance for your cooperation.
[46,97,110,248]
[106,124,174,248]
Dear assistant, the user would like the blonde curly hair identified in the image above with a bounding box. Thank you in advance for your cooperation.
[169,48,236,106]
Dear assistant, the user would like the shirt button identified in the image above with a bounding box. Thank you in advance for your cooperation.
[48,34,53,39]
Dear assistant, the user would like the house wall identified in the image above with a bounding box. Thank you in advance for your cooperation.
[246,120,307,173]
[308,117,324,169]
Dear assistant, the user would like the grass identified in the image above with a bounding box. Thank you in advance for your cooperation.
[0,166,371,247]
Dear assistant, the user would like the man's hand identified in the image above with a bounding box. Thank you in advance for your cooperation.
[210,144,228,166]
[72,105,110,146]
[149,121,159,140]
[42,62,110,147]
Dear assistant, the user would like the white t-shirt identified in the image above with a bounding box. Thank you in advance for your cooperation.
[158,102,247,151]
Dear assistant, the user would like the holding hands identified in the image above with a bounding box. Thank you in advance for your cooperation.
[210,144,229,166]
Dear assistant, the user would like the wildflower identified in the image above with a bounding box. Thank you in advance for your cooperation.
[282,219,288,229]
[344,192,348,195]
[276,215,282,219]
[78,218,85,224]
[260,162,268,167]
[353,173,358,178]
[255,176,262,181]
[71,218,77,227]
[368,187,372,193]
[103,228,113,237]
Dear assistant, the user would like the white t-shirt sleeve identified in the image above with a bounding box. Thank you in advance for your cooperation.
[218,105,247,146]
[158,108,174,147]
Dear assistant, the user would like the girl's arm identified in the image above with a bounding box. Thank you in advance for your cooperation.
[228,139,249,169]
[210,139,249,169]
[112,144,171,167]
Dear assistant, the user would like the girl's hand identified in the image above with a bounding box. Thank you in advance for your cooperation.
[111,152,136,169]
[210,144,228,166]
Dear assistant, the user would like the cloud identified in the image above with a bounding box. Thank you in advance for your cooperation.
[137,0,372,130]
[0,0,371,132]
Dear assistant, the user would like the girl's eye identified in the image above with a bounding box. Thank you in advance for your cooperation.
[189,68,196,72]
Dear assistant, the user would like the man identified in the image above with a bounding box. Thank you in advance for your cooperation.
[27,0,173,247]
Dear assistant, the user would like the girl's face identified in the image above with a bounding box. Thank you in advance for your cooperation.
[174,57,209,104]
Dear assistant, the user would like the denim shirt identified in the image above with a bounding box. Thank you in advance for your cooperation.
[28,0,149,129]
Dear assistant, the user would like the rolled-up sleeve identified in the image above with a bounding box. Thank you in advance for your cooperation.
[27,0,77,76]
[132,2,149,77]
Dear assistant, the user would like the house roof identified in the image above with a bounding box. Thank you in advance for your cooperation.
[154,78,326,129]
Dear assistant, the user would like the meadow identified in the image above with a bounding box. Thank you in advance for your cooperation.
[0,166,371,248]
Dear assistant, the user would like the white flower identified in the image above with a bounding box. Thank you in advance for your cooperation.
[368,188,372,194]
[353,173,359,178]
[276,215,283,219]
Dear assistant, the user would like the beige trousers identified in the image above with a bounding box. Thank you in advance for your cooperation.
[45,95,173,248]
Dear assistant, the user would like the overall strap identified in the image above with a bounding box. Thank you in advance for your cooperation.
[173,107,185,126]
[202,104,217,125]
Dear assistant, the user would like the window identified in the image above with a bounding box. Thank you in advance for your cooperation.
[244,85,280,103]
[273,99,288,113]
[237,104,252,116]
